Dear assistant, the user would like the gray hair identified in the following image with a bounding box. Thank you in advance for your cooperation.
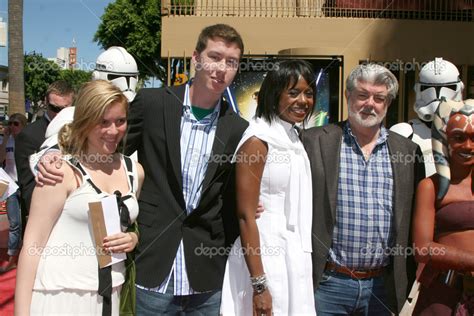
[346,63,399,102]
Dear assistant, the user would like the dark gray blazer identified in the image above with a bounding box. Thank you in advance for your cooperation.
[15,115,49,213]
[302,121,425,313]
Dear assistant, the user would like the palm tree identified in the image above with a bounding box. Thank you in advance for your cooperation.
[8,0,25,115]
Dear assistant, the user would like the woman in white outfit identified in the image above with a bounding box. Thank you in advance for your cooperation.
[221,60,317,316]
[15,80,144,315]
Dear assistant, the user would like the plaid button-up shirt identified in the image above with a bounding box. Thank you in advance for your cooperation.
[329,122,394,270]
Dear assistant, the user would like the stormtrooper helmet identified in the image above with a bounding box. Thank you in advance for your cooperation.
[92,46,139,101]
[414,58,464,122]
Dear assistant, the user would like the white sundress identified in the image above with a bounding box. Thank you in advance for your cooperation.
[30,155,139,315]
[220,117,316,316]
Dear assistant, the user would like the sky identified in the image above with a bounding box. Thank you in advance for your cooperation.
[0,0,114,70]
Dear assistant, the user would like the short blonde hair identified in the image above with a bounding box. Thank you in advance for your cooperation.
[58,80,128,157]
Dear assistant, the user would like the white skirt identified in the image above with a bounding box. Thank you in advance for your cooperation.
[220,213,316,316]
[30,286,121,316]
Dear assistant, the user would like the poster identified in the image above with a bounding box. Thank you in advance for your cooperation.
[229,58,332,127]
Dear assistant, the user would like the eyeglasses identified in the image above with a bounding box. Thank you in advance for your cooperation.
[48,103,66,113]
[8,121,20,127]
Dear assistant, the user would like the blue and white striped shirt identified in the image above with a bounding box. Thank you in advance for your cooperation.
[141,83,220,295]
[329,122,394,270]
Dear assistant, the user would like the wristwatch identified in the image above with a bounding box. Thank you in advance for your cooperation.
[250,274,268,294]
[252,282,267,294]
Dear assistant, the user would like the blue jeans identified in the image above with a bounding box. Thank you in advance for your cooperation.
[6,191,21,256]
[315,270,392,316]
[136,277,221,315]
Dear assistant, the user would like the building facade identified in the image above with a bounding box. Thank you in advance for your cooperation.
[160,0,474,125]
[48,42,78,70]
[0,65,8,119]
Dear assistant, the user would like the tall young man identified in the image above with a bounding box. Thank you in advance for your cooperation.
[125,24,248,314]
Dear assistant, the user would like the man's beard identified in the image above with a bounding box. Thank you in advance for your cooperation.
[348,105,387,128]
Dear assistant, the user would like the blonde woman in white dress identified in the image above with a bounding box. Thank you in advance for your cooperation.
[15,80,144,315]
[221,60,317,316]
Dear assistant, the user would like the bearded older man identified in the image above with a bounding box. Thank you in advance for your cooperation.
[302,63,425,315]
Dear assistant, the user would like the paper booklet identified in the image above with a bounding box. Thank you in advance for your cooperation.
[89,195,126,268]
[0,168,19,201]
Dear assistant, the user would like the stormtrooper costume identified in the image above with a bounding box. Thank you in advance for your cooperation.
[390,58,464,176]
[92,46,139,102]
[29,46,140,172]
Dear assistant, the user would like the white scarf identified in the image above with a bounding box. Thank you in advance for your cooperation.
[233,117,313,252]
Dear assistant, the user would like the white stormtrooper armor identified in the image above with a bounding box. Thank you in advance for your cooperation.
[392,119,436,176]
[47,46,139,140]
[92,46,139,102]
[390,58,464,176]
[414,58,463,122]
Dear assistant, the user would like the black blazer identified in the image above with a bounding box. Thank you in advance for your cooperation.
[15,116,49,213]
[125,85,248,291]
[302,122,425,313]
